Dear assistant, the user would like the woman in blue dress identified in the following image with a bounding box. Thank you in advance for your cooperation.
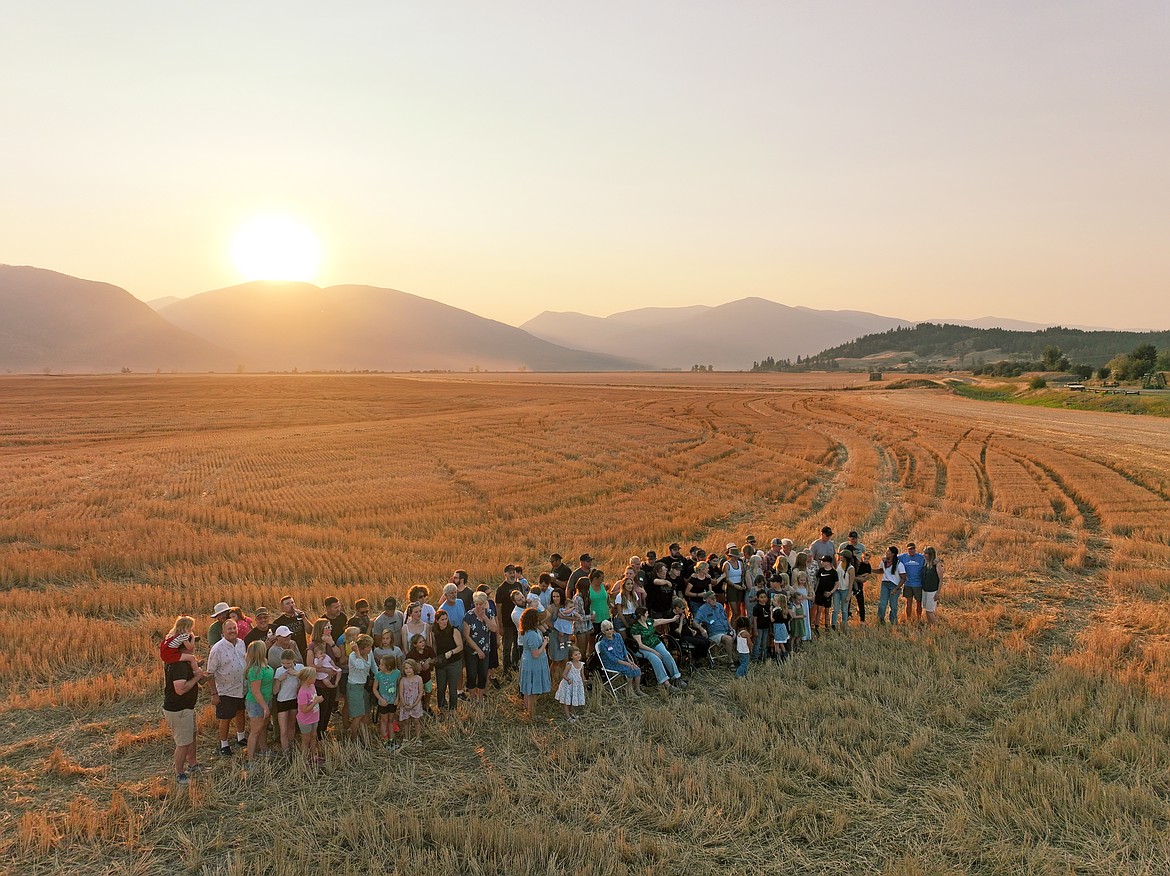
[517,608,551,720]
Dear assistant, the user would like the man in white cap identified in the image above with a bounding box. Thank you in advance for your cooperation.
[207,602,231,647]
[205,619,247,756]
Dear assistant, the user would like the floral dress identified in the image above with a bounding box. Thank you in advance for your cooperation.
[555,661,586,707]
[397,674,424,719]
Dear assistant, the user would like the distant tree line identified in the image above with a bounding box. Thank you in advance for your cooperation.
[1104,343,1170,381]
[799,323,1170,369]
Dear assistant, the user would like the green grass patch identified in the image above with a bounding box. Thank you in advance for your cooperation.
[951,384,1170,417]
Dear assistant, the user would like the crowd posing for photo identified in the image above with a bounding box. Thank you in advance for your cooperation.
[160,529,945,784]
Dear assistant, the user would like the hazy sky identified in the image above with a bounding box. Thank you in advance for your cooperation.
[2,2,1168,328]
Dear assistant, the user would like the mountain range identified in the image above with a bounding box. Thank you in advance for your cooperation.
[0,266,641,373]
[0,263,1146,374]
[156,281,645,372]
[522,299,914,370]
[0,266,236,373]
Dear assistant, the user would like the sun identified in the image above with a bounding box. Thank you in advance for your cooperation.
[230,213,321,282]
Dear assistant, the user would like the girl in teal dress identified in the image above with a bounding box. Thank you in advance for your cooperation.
[517,607,551,719]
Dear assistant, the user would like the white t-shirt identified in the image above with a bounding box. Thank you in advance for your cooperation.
[274,663,305,701]
[881,560,907,584]
[736,633,750,654]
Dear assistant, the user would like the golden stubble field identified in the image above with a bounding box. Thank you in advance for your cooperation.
[1,373,1168,876]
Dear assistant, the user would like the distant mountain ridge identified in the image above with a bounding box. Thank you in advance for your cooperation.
[522,298,911,370]
[0,265,236,372]
[157,281,645,372]
[0,267,644,373]
[522,302,1147,370]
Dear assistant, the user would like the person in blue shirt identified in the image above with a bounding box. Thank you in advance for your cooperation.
[437,584,467,630]
[898,542,926,623]
[694,591,736,663]
[596,620,644,698]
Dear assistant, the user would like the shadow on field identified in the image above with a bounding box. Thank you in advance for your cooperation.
[7,622,1169,876]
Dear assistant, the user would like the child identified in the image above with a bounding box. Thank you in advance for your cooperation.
[228,606,253,641]
[734,616,752,678]
[243,639,274,764]
[555,647,586,722]
[397,659,424,744]
[770,593,791,662]
[295,666,323,762]
[160,616,200,668]
[272,649,305,755]
[794,571,813,643]
[373,654,401,750]
[373,629,404,668]
[309,640,340,740]
[787,589,805,653]
[750,589,771,661]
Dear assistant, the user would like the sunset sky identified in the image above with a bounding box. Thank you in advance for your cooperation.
[2,2,1167,328]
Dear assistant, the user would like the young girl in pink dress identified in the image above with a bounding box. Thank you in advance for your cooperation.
[396,659,424,744]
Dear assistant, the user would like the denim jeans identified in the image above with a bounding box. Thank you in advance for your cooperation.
[638,647,670,685]
[878,582,901,624]
[831,590,851,628]
[651,642,680,680]
[736,651,750,677]
[751,629,770,660]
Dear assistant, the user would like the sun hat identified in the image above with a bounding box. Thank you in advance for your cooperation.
[210,602,231,618]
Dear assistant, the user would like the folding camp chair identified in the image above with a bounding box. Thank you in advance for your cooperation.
[593,640,631,700]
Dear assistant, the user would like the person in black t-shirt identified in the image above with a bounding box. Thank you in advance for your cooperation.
[163,658,207,784]
[452,569,476,610]
[666,543,695,581]
[495,565,524,674]
[749,590,772,660]
[317,597,349,643]
[646,563,675,618]
[275,595,308,659]
[244,606,273,647]
[548,554,572,585]
[812,555,836,634]
[349,599,372,635]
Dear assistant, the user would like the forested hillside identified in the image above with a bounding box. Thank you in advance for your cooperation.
[802,323,1170,367]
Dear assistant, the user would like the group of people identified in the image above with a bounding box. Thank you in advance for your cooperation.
[159,528,945,784]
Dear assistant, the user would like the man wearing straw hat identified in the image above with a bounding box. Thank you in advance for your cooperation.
[207,601,231,647]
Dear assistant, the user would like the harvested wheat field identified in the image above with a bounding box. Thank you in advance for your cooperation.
[1,373,1168,876]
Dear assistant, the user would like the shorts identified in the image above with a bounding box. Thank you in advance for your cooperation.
[377,703,396,716]
[163,708,196,747]
[922,590,938,611]
[904,586,923,604]
[274,697,297,713]
[298,721,318,736]
[707,632,728,646]
[214,695,244,720]
[245,698,267,719]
